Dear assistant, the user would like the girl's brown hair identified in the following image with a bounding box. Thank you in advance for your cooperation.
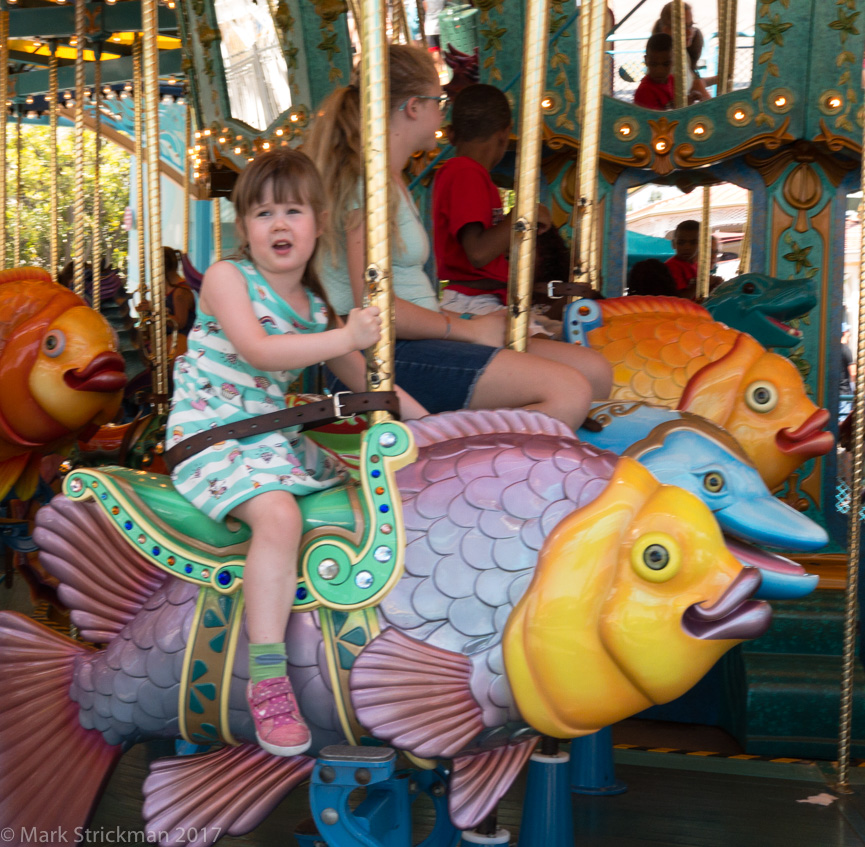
[304,44,439,253]
[230,148,336,326]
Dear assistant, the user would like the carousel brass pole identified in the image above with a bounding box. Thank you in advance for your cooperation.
[72,0,88,300]
[696,189,712,301]
[92,43,103,312]
[671,0,688,109]
[14,109,21,267]
[836,84,865,796]
[359,0,392,424]
[49,40,60,279]
[0,10,8,268]
[142,0,169,415]
[505,0,551,351]
[183,98,191,256]
[133,36,147,305]
[212,197,222,261]
[717,0,738,95]
[391,0,409,44]
[569,0,606,295]
[415,0,427,49]
[738,195,752,274]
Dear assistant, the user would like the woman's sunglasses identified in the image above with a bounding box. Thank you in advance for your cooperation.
[399,94,449,112]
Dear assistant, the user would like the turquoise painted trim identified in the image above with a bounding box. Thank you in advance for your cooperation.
[8,4,177,39]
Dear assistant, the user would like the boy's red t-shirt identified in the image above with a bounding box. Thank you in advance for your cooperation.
[433,156,510,299]
[634,74,675,110]
[665,256,698,291]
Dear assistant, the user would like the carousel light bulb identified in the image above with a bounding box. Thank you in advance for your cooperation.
[733,110,746,121]
[63,90,72,99]
[828,96,842,109]
[203,129,211,136]
[619,125,631,137]
[25,97,33,105]
[693,124,705,135]
[234,146,242,155]
[218,136,226,144]
[435,129,444,139]
[193,171,199,179]
[654,139,668,153]
[69,36,78,47]
[541,98,552,110]
[289,113,299,122]
[275,128,284,136]
[195,130,202,139]
[120,91,128,99]
[167,78,176,85]
[774,96,786,107]
[262,141,271,150]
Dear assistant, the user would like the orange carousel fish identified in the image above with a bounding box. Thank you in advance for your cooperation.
[0,267,127,500]
[580,296,833,490]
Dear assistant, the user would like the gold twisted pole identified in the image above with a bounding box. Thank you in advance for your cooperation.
[391,0,409,44]
[213,198,222,262]
[415,0,427,49]
[717,0,738,95]
[505,0,551,352]
[14,109,21,267]
[359,0,393,423]
[569,0,606,294]
[142,0,169,415]
[92,44,103,312]
[73,0,87,299]
[738,194,752,275]
[696,188,712,301]
[49,40,60,279]
[836,84,865,796]
[672,0,688,109]
[183,98,191,256]
[134,36,147,305]
[0,11,8,268]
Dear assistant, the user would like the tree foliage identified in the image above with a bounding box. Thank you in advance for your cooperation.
[3,124,130,273]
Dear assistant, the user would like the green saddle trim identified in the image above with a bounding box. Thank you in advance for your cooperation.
[62,420,416,611]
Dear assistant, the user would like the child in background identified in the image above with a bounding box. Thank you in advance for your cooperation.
[432,82,612,403]
[165,149,425,757]
[627,258,677,297]
[634,33,675,110]
[665,219,700,296]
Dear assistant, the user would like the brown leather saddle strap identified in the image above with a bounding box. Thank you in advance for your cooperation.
[162,391,400,473]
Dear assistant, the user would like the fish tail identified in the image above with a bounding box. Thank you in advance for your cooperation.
[0,612,121,843]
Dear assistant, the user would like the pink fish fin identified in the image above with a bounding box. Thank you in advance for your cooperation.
[600,295,709,319]
[448,738,539,830]
[677,332,761,420]
[408,409,573,449]
[0,612,123,840]
[350,628,486,758]
[142,744,314,845]
[33,495,167,643]
[0,452,31,502]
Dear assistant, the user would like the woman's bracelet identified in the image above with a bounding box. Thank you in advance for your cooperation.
[442,313,452,340]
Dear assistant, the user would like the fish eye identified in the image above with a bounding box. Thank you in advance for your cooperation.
[42,330,66,358]
[743,282,756,294]
[703,472,725,493]
[744,380,779,413]
[631,532,682,583]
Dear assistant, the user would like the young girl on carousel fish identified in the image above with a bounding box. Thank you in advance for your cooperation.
[164,148,427,756]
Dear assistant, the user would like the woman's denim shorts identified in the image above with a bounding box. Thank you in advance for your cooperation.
[328,338,500,414]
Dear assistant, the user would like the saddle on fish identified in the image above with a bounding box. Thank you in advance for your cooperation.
[0,410,772,846]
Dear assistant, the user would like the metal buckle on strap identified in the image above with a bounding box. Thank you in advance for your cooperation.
[547,279,565,300]
[332,391,351,419]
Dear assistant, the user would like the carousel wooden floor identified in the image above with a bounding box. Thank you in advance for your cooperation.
[6,578,865,846]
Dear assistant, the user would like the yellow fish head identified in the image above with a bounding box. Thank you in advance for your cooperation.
[503,457,770,738]
[23,306,126,438]
[679,334,833,490]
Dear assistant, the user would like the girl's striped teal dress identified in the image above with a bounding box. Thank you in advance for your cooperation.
[165,259,348,522]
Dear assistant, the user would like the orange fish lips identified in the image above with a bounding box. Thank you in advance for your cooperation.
[775,408,834,458]
[63,352,127,393]
[681,568,771,640]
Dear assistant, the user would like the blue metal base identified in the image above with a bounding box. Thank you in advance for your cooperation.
[516,752,574,847]
[306,745,460,847]
[570,729,628,796]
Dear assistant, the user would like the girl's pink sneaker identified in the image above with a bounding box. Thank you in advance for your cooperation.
[246,677,312,756]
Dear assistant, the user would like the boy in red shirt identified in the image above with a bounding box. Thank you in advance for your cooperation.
[665,219,700,297]
[432,83,551,318]
[634,33,675,110]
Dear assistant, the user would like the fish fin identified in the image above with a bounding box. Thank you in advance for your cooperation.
[408,409,574,449]
[350,628,486,758]
[600,295,709,319]
[143,745,314,845]
[0,266,53,286]
[678,332,762,420]
[33,495,168,642]
[0,612,123,840]
[448,738,538,830]
[0,452,32,502]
